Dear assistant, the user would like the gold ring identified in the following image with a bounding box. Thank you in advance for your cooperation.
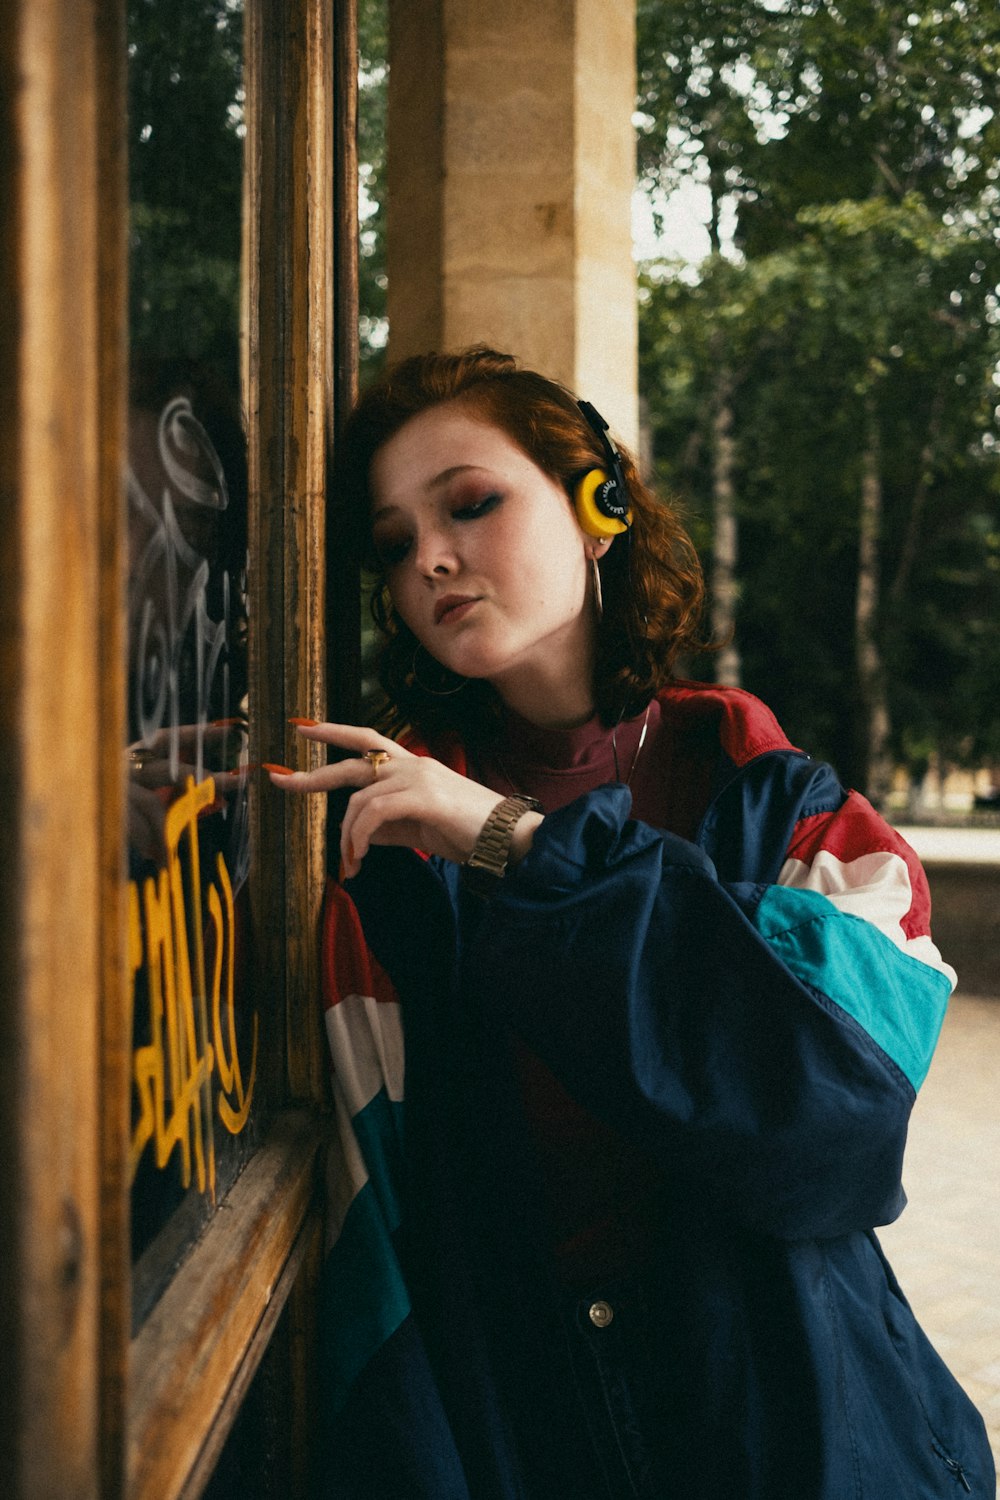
[364,749,390,782]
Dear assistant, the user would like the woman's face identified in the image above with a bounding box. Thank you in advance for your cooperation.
[369,402,598,720]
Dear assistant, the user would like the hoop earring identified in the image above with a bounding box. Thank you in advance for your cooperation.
[411,642,470,697]
[591,554,604,623]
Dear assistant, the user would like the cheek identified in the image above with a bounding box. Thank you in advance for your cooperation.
[395,588,421,637]
[383,570,420,633]
[522,535,588,608]
[513,506,586,583]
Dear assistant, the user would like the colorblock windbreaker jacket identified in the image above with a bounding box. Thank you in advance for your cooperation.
[315,685,993,1499]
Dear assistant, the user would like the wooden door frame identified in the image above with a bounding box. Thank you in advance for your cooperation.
[0,1,359,1494]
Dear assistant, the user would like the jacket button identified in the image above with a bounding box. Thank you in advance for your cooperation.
[588,1300,614,1328]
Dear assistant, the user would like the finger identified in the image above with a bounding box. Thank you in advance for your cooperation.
[267,766,338,791]
[131,757,198,789]
[339,776,400,873]
[337,768,412,852]
[211,767,252,793]
[289,721,410,758]
[341,787,417,877]
[181,723,234,749]
[338,780,376,874]
[344,781,457,866]
[266,756,388,794]
[128,729,174,755]
[130,723,235,756]
[127,784,168,864]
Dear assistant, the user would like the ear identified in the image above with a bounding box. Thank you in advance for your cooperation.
[585,535,614,561]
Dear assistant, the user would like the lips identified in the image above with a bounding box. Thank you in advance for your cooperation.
[434,594,480,625]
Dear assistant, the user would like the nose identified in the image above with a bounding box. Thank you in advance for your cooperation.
[413,525,457,580]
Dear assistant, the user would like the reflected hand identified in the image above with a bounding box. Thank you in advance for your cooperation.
[127,722,249,794]
[127,780,169,865]
[126,722,250,862]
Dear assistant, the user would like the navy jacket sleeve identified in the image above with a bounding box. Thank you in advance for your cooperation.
[457,776,953,1242]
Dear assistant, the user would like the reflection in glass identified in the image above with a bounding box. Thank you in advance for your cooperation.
[125,0,258,1327]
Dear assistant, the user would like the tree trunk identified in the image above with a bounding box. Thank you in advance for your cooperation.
[711,364,741,686]
[888,386,944,606]
[855,391,893,802]
[704,107,739,684]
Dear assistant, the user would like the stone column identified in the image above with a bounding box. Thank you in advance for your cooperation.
[386,0,638,447]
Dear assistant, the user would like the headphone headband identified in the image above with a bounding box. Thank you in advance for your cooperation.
[575,399,631,531]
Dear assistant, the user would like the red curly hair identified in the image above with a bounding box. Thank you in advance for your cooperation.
[336,347,706,742]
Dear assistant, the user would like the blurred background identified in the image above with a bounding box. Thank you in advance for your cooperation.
[352,0,1000,809]
[125,0,1000,807]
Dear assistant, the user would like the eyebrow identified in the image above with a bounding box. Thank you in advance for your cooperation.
[371,463,490,522]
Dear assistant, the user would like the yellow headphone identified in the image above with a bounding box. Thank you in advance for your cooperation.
[573,400,633,539]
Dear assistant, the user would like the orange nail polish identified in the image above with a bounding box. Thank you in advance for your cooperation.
[262,762,295,775]
[213,716,245,727]
[337,858,347,883]
[288,716,319,727]
[347,840,356,863]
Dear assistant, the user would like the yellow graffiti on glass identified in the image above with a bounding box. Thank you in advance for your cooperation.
[129,775,258,1198]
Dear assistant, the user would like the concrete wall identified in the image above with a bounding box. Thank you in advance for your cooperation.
[387,0,638,448]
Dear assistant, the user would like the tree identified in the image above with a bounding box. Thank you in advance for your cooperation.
[637,0,1000,795]
[637,1,793,685]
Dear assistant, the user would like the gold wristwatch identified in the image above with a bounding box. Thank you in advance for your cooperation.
[462,793,542,895]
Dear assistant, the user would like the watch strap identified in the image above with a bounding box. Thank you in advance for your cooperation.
[463,793,542,894]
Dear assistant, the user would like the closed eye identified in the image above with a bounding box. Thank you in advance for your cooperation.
[372,492,502,567]
[373,533,411,567]
[453,491,502,521]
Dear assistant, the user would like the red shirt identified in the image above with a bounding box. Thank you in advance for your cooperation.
[471,696,717,1286]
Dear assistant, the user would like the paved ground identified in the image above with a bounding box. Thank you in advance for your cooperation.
[878,992,1000,1486]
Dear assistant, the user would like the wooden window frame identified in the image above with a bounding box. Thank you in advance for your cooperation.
[0,1,359,1495]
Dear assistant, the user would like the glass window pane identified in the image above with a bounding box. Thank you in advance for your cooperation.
[124,0,261,1330]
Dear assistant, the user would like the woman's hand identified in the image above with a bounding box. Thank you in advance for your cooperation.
[268,722,541,880]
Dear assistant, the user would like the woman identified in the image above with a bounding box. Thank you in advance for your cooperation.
[271,348,991,1498]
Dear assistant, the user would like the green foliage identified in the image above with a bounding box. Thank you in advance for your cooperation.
[358,0,389,382]
[128,0,244,365]
[127,0,391,377]
[638,0,1000,782]
[636,0,789,250]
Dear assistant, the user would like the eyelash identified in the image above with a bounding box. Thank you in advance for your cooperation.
[376,538,411,567]
[454,491,502,521]
[374,492,503,568]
